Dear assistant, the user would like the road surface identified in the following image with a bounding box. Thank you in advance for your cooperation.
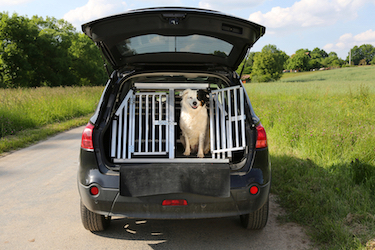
[0,126,313,249]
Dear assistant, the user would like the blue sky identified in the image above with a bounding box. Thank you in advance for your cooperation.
[1,0,375,59]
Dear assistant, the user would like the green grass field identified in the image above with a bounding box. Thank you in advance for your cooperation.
[245,66,375,249]
[0,86,103,153]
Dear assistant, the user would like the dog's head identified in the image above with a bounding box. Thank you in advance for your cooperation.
[180,89,209,110]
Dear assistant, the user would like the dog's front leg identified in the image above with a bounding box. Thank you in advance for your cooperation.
[197,133,205,158]
[182,133,191,156]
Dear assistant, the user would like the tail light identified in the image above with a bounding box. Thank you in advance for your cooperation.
[162,199,188,206]
[249,185,259,195]
[81,123,94,150]
[255,124,268,149]
[89,186,99,196]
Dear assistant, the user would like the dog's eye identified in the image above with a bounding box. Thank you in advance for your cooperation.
[189,97,193,99]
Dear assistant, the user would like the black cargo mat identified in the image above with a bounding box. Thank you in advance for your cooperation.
[120,164,230,197]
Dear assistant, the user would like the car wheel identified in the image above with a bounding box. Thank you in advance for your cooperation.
[80,200,111,232]
[240,195,269,229]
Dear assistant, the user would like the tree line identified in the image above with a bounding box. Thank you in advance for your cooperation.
[0,12,107,88]
[1,13,375,87]
[239,44,375,82]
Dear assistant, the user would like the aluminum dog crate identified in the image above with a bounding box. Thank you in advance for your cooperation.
[110,83,246,163]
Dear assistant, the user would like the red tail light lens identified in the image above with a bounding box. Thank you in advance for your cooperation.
[81,123,94,150]
[162,199,188,206]
[256,124,268,149]
[90,186,99,196]
[250,185,259,195]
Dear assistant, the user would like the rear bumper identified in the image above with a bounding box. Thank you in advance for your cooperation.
[78,148,271,219]
[78,181,270,219]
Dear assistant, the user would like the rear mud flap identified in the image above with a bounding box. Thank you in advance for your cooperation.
[120,164,230,197]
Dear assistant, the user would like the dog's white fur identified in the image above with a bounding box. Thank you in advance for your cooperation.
[179,89,210,158]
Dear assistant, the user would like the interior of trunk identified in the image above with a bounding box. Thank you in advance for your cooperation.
[100,73,251,166]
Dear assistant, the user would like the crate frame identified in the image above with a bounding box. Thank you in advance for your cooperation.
[110,83,246,163]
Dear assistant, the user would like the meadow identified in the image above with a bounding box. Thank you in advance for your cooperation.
[0,86,103,153]
[245,66,375,249]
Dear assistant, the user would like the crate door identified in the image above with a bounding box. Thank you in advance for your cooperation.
[111,90,172,161]
[210,86,247,159]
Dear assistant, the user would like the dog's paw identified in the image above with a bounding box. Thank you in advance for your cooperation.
[197,152,204,158]
[183,150,191,156]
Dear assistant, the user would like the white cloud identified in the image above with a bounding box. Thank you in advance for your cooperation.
[323,29,375,56]
[63,0,128,29]
[354,29,375,42]
[0,0,32,5]
[249,0,367,29]
[198,0,265,11]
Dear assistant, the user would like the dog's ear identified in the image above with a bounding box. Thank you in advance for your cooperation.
[180,89,190,97]
[197,89,209,102]
[197,89,210,107]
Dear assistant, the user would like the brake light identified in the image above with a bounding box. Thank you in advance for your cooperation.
[90,186,99,196]
[249,185,259,195]
[255,124,268,149]
[162,199,188,206]
[81,123,94,150]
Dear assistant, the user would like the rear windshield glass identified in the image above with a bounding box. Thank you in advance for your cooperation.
[116,34,233,57]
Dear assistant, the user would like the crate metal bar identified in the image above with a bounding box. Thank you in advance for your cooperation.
[158,94,162,152]
[209,92,215,159]
[211,146,246,153]
[233,89,239,147]
[168,88,175,159]
[134,83,209,90]
[114,158,229,163]
[214,93,221,159]
[152,95,155,153]
[227,89,232,158]
[240,87,246,147]
[220,90,227,159]
[138,94,143,153]
[145,94,149,153]
[133,152,167,156]
[122,102,129,158]
[128,94,135,159]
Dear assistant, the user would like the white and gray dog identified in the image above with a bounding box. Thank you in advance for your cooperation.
[179,89,210,158]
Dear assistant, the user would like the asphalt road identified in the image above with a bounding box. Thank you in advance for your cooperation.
[0,126,313,250]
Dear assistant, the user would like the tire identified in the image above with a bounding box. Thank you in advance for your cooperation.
[240,196,269,230]
[80,200,111,232]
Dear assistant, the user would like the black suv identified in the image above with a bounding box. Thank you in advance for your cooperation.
[78,7,270,232]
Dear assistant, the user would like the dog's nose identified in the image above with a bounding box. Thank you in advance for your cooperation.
[193,101,197,106]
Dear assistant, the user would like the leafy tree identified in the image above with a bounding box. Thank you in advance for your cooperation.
[69,33,107,86]
[309,58,322,69]
[347,44,375,65]
[359,44,375,64]
[36,25,76,86]
[320,52,345,68]
[285,51,310,71]
[0,13,40,87]
[0,12,107,88]
[250,45,287,82]
[308,47,330,69]
[311,47,328,59]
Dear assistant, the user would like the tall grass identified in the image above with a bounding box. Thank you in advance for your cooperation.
[0,86,103,138]
[245,66,375,249]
